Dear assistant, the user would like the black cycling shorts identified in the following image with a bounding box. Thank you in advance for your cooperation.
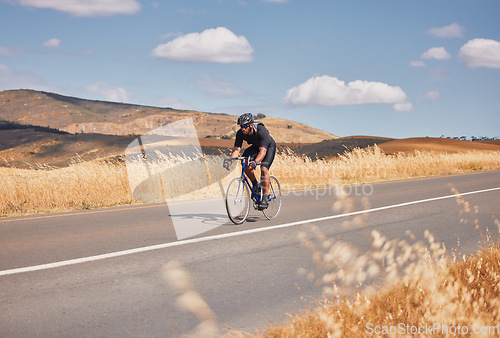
[242,144,276,169]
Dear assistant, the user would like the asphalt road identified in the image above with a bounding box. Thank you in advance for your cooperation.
[1,170,499,337]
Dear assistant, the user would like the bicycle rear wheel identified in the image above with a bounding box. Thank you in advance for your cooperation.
[225,177,250,224]
[263,175,282,220]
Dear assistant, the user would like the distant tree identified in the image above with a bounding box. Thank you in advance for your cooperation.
[255,113,266,119]
[442,135,498,141]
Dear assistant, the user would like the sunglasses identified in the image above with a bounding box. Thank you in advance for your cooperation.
[240,124,251,129]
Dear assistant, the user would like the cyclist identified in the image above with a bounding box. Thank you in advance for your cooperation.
[224,113,276,210]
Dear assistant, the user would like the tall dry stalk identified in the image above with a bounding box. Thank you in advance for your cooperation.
[163,261,220,337]
[0,159,131,216]
[1,147,499,216]
[275,146,500,189]
[246,189,500,337]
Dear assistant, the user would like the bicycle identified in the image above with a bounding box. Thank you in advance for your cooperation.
[224,157,282,225]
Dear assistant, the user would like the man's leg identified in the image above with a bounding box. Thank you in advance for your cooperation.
[244,165,256,182]
[258,166,270,209]
[260,166,270,194]
[258,144,275,210]
[245,165,261,199]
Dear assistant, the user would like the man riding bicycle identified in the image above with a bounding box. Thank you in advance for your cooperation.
[224,113,276,210]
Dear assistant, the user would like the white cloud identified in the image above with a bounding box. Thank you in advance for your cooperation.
[419,90,441,102]
[191,74,247,97]
[284,76,411,111]
[421,47,451,60]
[0,63,55,91]
[43,38,60,47]
[0,46,16,56]
[409,61,426,67]
[17,0,141,17]
[392,102,414,113]
[85,81,131,102]
[151,27,254,63]
[161,31,183,40]
[428,68,451,81]
[427,23,465,38]
[176,7,208,15]
[459,38,500,69]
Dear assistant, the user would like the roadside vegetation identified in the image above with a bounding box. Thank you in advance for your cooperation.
[0,159,132,216]
[243,242,500,337]
[2,146,499,337]
[1,146,499,216]
[161,183,500,337]
[230,190,500,337]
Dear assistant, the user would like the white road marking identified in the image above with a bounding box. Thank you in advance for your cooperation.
[1,186,499,277]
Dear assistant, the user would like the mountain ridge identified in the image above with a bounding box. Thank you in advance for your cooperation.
[0,89,337,143]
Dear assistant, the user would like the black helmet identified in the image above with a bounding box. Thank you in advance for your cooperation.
[237,113,254,125]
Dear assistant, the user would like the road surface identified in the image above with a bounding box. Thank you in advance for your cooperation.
[1,170,499,336]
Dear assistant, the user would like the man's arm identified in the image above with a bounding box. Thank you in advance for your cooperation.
[230,146,241,158]
[224,146,241,169]
[254,147,267,163]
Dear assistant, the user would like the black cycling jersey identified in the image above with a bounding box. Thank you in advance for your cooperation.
[234,122,275,150]
[234,122,276,169]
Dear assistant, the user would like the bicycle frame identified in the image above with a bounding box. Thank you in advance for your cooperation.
[230,157,277,206]
[235,157,261,204]
[225,156,281,224]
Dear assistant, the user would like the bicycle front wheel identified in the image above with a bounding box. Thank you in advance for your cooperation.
[263,175,282,220]
[225,177,250,224]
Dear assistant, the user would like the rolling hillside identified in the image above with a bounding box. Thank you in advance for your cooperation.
[0,89,337,143]
[0,89,338,167]
[374,137,500,154]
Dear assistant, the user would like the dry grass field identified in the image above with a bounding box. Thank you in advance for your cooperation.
[243,243,500,337]
[0,159,133,215]
[1,138,499,216]
[276,145,500,190]
[161,186,500,337]
[229,190,500,337]
[375,137,500,155]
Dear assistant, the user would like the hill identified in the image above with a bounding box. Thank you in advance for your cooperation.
[374,137,500,154]
[0,89,336,143]
[0,121,136,167]
[291,136,394,159]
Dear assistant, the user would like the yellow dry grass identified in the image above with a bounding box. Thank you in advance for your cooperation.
[227,189,500,337]
[276,146,500,190]
[1,146,499,216]
[0,159,132,216]
[247,243,500,337]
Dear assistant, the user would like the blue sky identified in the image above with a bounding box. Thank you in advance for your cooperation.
[0,0,499,138]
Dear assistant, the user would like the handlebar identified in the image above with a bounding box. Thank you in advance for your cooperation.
[225,156,260,164]
[223,156,261,169]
